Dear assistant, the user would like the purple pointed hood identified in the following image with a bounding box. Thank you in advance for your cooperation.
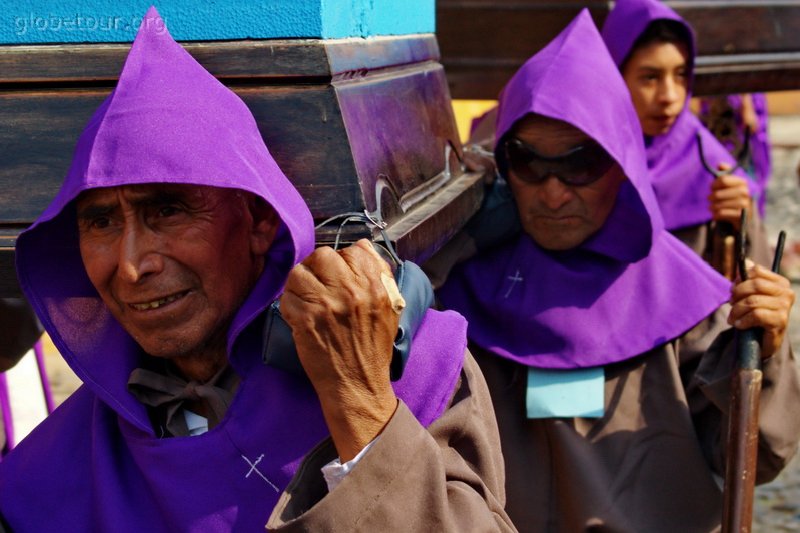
[2,8,469,531]
[438,10,730,369]
[602,0,753,230]
[602,0,695,72]
[494,8,661,260]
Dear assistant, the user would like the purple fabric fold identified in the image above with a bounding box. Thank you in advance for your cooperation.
[1,7,468,530]
[601,0,756,231]
[438,9,730,369]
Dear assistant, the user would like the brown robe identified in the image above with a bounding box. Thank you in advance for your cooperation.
[423,108,795,532]
[472,307,800,533]
[267,351,517,532]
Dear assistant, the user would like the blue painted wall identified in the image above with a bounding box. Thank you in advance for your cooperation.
[1,0,435,44]
[321,0,433,40]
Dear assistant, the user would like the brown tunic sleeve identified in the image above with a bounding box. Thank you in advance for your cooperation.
[266,351,516,532]
[682,306,800,484]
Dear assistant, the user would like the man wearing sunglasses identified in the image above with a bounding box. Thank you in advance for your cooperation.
[496,128,622,251]
[435,10,800,532]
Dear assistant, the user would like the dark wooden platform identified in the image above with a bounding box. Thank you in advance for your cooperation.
[438,0,800,99]
[0,35,483,296]
[6,2,799,296]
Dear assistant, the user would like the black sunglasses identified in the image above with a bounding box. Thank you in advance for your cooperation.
[500,137,616,187]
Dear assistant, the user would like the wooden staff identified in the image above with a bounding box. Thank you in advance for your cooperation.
[711,223,737,281]
[721,209,786,533]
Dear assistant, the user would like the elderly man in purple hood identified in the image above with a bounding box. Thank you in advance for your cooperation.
[0,8,514,532]
[436,10,800,533]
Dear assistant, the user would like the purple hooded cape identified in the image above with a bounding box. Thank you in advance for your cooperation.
[0,8,467,532]
[601,0,756,231]
[438,10,730,369]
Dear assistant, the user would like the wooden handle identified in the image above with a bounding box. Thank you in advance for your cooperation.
[721,368,763,533]
[711,226,737,281]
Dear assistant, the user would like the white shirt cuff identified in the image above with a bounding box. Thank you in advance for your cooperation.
[321,437,379,492]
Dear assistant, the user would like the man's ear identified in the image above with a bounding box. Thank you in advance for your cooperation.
[248,197,280,256]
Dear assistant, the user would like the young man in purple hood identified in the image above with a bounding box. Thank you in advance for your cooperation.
[601,0,772,276]
[436,10,800,532]
[0,8,515,532]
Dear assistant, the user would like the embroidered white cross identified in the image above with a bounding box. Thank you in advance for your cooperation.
[241,453,279,492]
[504,269,523,298]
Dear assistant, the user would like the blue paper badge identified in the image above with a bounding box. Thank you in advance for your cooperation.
[526,366,605,419]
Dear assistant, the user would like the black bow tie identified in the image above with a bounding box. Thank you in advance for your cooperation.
[127,364,238,437]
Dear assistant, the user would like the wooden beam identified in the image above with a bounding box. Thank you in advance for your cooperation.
[437,0,800,99]
[0,35,440,84]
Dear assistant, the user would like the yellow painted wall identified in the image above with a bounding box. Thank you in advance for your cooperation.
[692,91,800,116]
[452,99,498,143]
[455,93,800,147]
[766,91,800,115]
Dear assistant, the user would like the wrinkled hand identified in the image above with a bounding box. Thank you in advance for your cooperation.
[729,264,795,359]
[280,239,399,461]
[708,164,752,231]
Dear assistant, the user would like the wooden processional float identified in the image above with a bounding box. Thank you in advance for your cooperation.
[0,0,484,298]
